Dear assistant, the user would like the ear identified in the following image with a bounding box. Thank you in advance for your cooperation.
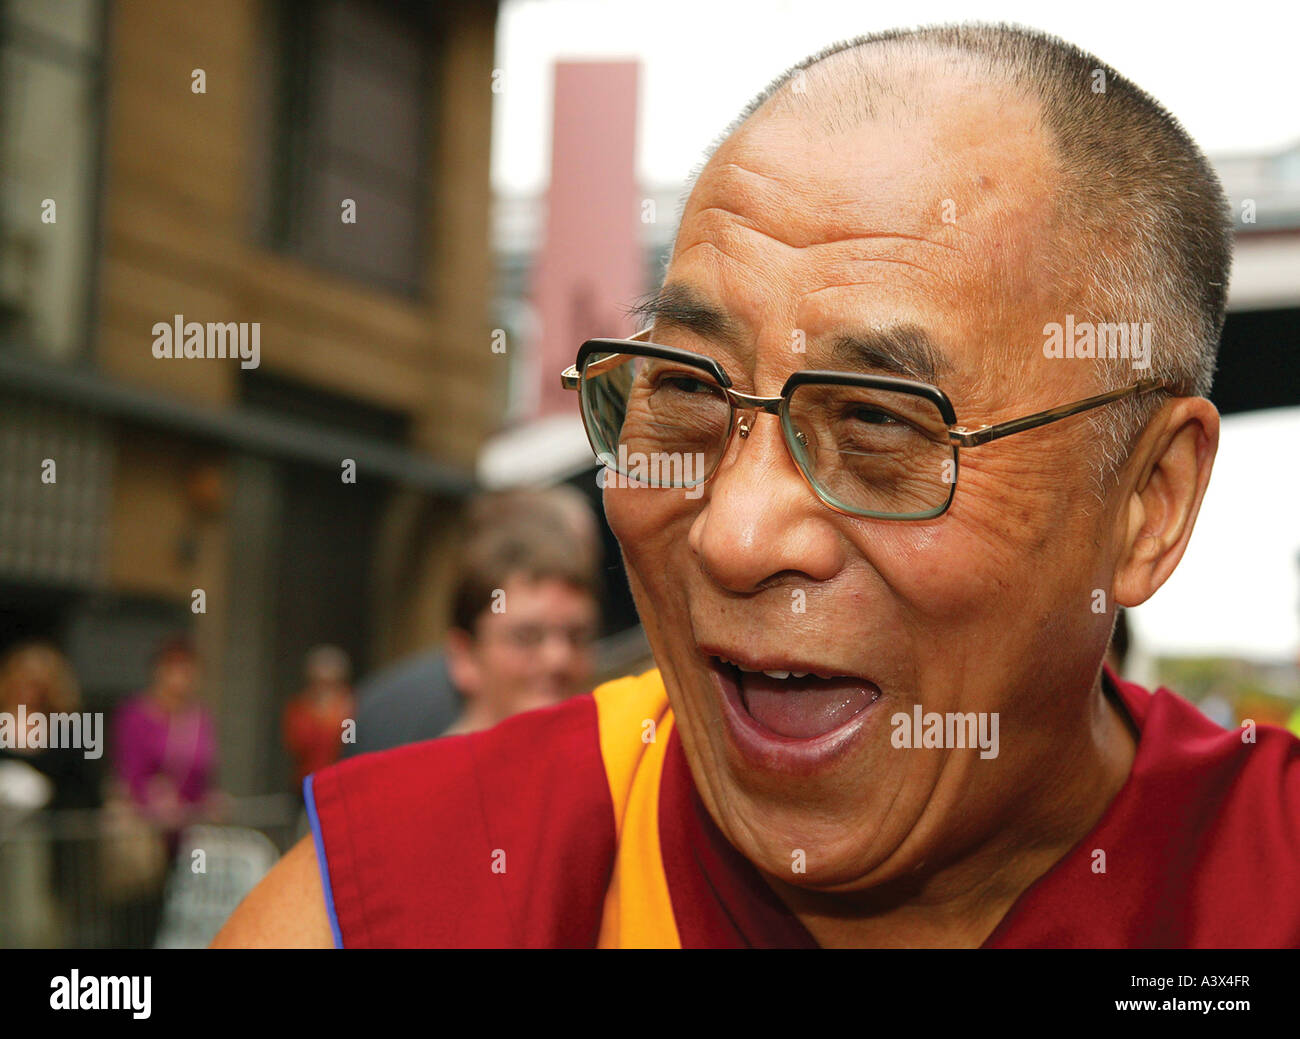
[444,627,483,698]
[1112,397,1219,609]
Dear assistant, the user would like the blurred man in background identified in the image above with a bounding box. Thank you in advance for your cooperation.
[441,523,599,736]
[0,642,101,817]
[346,485,601,752]
[0,642,101,947]
[283,645,355,792]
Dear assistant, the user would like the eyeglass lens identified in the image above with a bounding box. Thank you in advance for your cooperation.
[580,350,956,518]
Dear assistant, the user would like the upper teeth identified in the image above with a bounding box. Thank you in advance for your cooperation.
[720,658,811,680]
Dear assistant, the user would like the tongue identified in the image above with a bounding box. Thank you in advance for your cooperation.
[739,672,877,738]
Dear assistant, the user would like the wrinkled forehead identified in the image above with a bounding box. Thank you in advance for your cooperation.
[667,83,1069,396]
[702,87,1050,225]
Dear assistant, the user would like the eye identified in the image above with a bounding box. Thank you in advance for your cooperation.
[849,406,901,426]
[657,373,714,394]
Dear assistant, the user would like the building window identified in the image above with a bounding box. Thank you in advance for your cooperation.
[0,0,105,362]
[264,0,437,297]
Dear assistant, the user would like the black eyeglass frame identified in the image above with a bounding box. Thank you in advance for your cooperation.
[560,327,1170,520]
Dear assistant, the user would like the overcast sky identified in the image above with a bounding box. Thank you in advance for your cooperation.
[491,0,1300,662]
[493,0,1300,193]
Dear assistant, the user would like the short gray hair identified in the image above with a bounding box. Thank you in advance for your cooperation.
[675,23,1234,488]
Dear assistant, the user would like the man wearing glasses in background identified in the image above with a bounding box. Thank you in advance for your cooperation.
[341,486,602,754]
[215,23,1300,948]
[439,521,600,738]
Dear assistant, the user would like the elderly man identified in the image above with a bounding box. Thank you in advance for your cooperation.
[215,24,1299,948]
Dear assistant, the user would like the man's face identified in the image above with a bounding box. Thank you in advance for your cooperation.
[455,576,597,724]
[606,73,1130,890]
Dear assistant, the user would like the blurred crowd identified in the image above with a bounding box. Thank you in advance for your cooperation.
[0,485,608,948]
[0,633,227,946]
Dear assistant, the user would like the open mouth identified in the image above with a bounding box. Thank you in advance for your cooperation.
[711,655,881,740]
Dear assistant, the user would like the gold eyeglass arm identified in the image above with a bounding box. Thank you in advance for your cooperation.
[948,378,1170,448]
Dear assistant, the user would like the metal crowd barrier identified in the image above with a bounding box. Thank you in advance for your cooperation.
[0,794,304,949]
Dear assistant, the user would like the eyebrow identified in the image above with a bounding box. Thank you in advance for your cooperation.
[627,282,951,384]
[626,283,746,347]
[826,326,950,383]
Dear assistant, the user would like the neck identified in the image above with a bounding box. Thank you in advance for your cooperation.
[771,673,1138,948]
[449,701,496,736]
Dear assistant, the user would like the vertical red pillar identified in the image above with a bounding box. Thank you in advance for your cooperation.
[531,61,642,418]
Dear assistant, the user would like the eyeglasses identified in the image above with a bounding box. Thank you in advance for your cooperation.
[560,327,1170,520]
[479,622,596,651]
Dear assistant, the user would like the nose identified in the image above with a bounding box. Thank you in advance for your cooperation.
[688,408,845,594]
[538,630,589,676]
[538,632,571,667]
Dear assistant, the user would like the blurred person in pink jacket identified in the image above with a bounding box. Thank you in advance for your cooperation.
[111,635,223,847]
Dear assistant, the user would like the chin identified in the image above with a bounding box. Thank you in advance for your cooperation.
[733,813,887,890]
[702,763,890,885]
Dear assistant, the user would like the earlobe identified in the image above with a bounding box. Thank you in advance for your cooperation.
[1112,399,1219,609]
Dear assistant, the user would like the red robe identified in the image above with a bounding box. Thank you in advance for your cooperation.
[304,668,1300,947]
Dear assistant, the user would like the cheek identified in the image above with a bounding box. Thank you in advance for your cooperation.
[604,485,696,580]
[604,484,676,537]
[864,467,1064,626]
[879,474,1105,686]
[479,645,527,684]
[605,486,706,662]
